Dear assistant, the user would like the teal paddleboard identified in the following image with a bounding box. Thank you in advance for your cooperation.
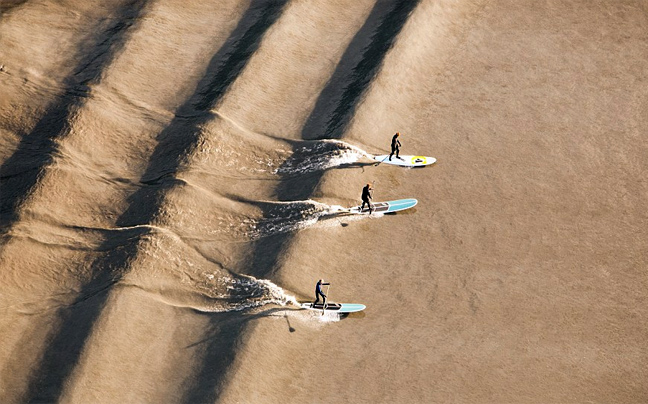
[300,302,366,313]
[350,198,417,214]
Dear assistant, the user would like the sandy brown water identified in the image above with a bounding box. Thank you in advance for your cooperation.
[1,1,647,403]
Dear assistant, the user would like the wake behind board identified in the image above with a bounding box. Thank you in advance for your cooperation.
[373,154,436,167]
[349,198,417,214]
[300,302,366,313]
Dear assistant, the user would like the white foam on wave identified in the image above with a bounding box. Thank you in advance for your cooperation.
[313,210,384,230]
[247,200,338,239]
[288,307,341,327]
[274,139,371,175]
[313,310,341,323]
[247,200,386,239]
[196,274,299,313]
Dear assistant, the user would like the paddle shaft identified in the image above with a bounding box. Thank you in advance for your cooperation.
[322,284,330,316]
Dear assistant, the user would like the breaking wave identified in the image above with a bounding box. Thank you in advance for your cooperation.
[246,199,350,239]
[192,274,299,313]
[275,139,371,175]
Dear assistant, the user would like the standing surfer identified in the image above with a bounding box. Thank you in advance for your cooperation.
[314,279,330,305]
[361,183,373,214]
[389,132,402,161]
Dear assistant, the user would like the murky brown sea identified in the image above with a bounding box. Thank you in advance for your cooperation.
[1,1,646,403]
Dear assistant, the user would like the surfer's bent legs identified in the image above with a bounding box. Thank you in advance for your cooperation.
[361,199,373,214]
[389,146,400,160]
[314,279,330,305]
[314,291,326,305]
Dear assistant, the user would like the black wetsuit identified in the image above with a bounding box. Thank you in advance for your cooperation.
[361,184,373,213]
[314,280,330,305]
[389,134,401,160]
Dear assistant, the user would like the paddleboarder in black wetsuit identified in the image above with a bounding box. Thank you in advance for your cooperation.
[361,183,373,214]
[389,132,402,161]
[314,279,330,305]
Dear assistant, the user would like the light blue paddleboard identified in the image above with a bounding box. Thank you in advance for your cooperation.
[300,302,366,313]
[349,198,417,214]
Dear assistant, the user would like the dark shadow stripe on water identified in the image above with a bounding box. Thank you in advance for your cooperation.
[278,0,420,203]
[177,3,289,402]
[186,1,420,402]
[182,312,248,404]
[18,1,287,403]
[0,0,28,14]
[0,0,147,237]
[300,0,419,142]
[182,306,299,404]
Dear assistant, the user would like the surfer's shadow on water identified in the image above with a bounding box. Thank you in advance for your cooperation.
[385,207,418,216]
[335,161,378,170]
[184,307,300,350]
[319,207,418,229]
[249,305,365,332]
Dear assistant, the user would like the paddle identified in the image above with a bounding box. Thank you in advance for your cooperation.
[374,154,389,166]
[322,284,330,316]
[369,180,376,214]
